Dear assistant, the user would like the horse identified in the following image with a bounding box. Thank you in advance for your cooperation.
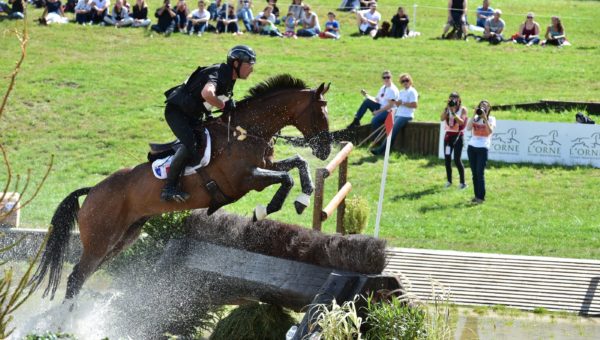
[29,74,332,301]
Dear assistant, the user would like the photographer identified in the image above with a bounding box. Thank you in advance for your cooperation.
[441,92,468,189]
[151,0,177,35]
[466,100,495,204]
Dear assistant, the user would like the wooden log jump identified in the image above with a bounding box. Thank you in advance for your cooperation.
[312,142,354,233]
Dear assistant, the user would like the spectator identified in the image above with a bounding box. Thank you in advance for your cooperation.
[122,0,130,9]
[187,0,210,35]
[296,4,319,37]
[151,0,176,35]
[356,2,379,38]
[0,0,24,19]
[104,0,134,26]
[475,0,493,28]
[346,70,399,129]
[370,73,418,155]
[64,0,78,13]
[441,0,467,40]
[466,100,495,204]
[174,0,189,32]
[131,0,151,27]
[358,0,371,10]
[237,0,253,32]
[319,11,340,39]
[482,9,504,44]
[390,6,409,38]
[441,92,468,189]
[513,12,540,46]
[541,16,566,47]
[207,0,224,21]
[90,0,110,24]
[74,0,92,24]
[253,5,282,36]
[217,4,241,34]
[286,0,302,21]
[283,10,297,38]
[41,0,69,24]
[267,0,279,24]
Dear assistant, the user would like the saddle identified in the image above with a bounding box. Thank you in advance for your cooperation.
[147,129,207,162]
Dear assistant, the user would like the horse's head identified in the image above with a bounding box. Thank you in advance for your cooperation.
[295,83,332,160]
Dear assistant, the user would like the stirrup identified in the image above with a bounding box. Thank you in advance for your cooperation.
[160,186,190,203]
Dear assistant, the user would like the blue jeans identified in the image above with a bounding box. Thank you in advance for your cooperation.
[467,145,488,200]
[515,36,540,45]
[187,21,207,33]
[297,27,320,37]
[237,8,253,32]
[354,98,381,122]
[370,114,412,154]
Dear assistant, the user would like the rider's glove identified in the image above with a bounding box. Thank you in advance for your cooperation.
[223,99,236,113]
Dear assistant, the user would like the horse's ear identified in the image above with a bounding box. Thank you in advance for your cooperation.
[315,82,325,96]
[322,82,331,96]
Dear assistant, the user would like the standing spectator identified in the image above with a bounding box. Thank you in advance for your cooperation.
[253,5,282,36]
[466,100,495,204]
[513,12,540,46]
[187,0,210,35]
[74,0,92,24]
[237,0,253,32]
[283,9,297,38]
[346,70,399,129]
[91,0,110,24]
[296,4,319,37]
[356,2,379,37]
[41,0,69,24]
[370,73,418,155]
[217,4,240,34]
[541,16,566,47]
[319,11,340,39]
[104,0,134,26]
[390,6,409,38]
[131,0,151,27]
[441,92,468,189]
[174,0,189,32]
[482,9,504,44]
[475,0,493,28]
[0,0,25,19]
[151,0,176,35]
[441,0,468,40]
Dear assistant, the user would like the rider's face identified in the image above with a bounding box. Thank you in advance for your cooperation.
[237,62,254,79]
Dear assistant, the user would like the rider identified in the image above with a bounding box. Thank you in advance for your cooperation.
[161,45,256,203]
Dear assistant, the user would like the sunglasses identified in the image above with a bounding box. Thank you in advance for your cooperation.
[527,16,533,19]
[400,79,409,83]
[382,76,391,79]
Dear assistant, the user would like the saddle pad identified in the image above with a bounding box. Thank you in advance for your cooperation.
[151,129,211,179]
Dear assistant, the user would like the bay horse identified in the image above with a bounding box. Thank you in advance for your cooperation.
[30,74,332,301]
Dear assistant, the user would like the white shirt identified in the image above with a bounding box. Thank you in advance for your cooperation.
[468,116,496,149]
[395,86,418,118]
[359,9,380,31]
[376,84,399,109]
[92,0,109,9]
[190,8,210,20]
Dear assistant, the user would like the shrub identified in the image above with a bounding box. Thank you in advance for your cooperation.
[314,298,362,340]
[343,195,370,234]
[24,331,76,340]
[364,294,427,340]
[210,303,296,340]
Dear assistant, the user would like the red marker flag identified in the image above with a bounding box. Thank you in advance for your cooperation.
[384,110,394,135]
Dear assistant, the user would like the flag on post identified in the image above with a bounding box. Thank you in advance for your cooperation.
[374,110,395,238]
[384,110,394,135]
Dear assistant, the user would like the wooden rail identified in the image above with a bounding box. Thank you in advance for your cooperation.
[312,142,353,233]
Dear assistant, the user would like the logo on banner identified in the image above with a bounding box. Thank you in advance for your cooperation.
[491,128,519,154]
[528,130,561,157]
[570,132,600,159]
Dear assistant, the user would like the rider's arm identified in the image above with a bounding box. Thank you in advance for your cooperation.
[201,82,226,109]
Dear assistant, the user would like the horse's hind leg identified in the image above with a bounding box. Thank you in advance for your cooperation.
[65,250,104,300]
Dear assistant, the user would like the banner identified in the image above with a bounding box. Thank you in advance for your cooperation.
[439,120,600,168]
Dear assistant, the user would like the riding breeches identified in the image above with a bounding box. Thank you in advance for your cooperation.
[164,103,203,165]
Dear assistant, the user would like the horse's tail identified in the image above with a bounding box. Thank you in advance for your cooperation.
[29,187,91,299]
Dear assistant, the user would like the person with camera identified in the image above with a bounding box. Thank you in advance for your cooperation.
[466,100,495,204]
[441,92,468,189]
[160,45,256,202]
[151,0,177,35]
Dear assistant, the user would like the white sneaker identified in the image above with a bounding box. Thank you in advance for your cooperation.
[197,32,202,36]
[444,182,452,188]
[188,30,193,36]
[459,183,467,190]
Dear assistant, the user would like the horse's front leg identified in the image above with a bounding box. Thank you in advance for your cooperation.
[249,167,294,221]
[269,155,314,215]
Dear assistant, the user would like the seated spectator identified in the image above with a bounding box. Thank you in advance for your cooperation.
[216,3,241,34]
[482,9,504,44]
[174,0,189,32]
[187,0,211,35]
[346,70,399,129]
[74,0,92,24]
[207,0,225,21]
[441,0,467,40]
[541,16,567,47]
[0,0,25,20]
[319,12,339,39]
[358,0,372,10]
[122,0,130,9]
[253,5,282,36]
[90,0,110,24]
[41,0,69,24]
[356,2,379,38]
[237,0,253,32]
[370,73,418,155]
[390,6,409,38]
[151,0,176,35]
[131,0,151,27]
[296,4,319,37]
[337,0,357,12]
[267,0,280,24]
[513,12,540,46]
[475,0,493,28]
[285,0,302,21]
[283,10,297,38]
[64,0,78,13]
[104,0,134,26]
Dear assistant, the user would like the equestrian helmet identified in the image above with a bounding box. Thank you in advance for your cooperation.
[227,45,257,65]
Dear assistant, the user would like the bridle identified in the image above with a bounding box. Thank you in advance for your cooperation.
[274,90,331,147]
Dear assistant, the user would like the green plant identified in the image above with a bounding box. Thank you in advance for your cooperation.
[343,195,370,234]
[313,298,362,340]
[364,294,427,340]
[24,331,77,339]
[143,210,190,242]
[210,303,296,340]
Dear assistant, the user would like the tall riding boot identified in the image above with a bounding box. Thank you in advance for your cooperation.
[160,147,191,203]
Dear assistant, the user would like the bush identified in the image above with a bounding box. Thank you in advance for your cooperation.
[210,303,296,340]
[24,331,76,340]
[343,195,370,234]
[314,298,362,340]
[364,294,427,340]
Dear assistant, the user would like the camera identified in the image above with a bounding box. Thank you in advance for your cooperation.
[448,99,458,107]
[475,106,485,116]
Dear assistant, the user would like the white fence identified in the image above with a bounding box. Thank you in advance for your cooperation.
[438,120,600,168]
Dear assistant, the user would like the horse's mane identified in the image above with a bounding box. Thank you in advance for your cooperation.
[241,74,308,103]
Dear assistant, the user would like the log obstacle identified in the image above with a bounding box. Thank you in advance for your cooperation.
[312,141,354,233]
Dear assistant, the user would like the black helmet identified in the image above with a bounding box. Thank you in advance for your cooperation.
[227,45,257,66]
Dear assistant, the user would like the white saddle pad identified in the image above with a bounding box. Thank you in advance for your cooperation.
[151,128,211,179]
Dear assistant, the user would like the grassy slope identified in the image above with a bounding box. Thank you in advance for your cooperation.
[0,0,599,258]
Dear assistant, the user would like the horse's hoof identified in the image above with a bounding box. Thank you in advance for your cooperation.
[253,205,267,221]
[294,193,310,214]
[294,201,307,215]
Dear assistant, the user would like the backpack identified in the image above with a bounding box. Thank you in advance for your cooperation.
[575,112,595,124]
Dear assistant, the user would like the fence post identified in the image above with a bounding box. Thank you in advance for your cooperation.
[312,168,327,231]
[336,142,349,234]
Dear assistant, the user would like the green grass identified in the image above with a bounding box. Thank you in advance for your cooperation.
[1,0,600,259]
